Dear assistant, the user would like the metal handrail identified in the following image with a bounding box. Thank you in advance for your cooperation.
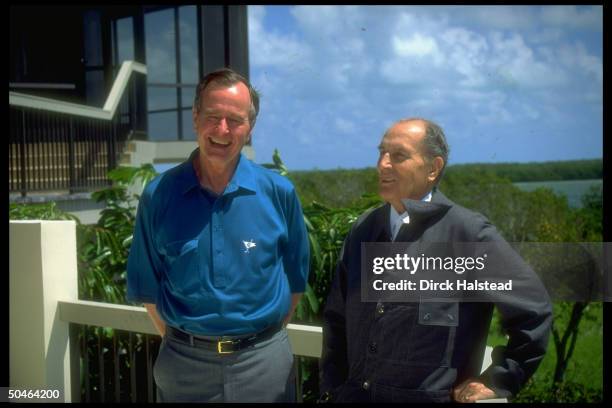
[9,61,147,120]
[58,299,323,358]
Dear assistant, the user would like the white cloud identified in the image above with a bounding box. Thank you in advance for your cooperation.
[248,6,314,71]
[248,5,602,169]
[529,28,564,44]
[453,89,513,124]
[379,13,569,91]
[380,13,449,84]
[470,6,536,30]
[488,32,567,88]
[558,43,603,84]
[394,10,450,34]
[291,5,365,38]
[476,105,512,125]
[392,33,444,65]
[584,90,602,104]
[439,27,489,87]
[540,6,602,31]
[335,117,357,134]
[379,58,432,85]
[521,103,540,120]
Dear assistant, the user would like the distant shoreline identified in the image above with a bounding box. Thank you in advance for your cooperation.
[290,158,603,184]
[513,179,602,208]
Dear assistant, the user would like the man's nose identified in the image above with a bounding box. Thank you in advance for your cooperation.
[378,152,392,169]
[217,117,230,133]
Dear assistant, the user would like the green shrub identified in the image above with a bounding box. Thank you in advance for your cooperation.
[9,201,80,222]
[513,379,602,403]
[10,154,602,403]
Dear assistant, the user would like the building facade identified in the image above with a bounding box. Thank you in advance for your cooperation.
[10,5,252,222]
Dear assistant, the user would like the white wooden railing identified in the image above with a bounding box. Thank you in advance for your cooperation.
[9,220,505,402]
[9,61,146,120]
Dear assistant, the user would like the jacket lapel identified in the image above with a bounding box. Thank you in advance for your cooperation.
[396,190,452,242]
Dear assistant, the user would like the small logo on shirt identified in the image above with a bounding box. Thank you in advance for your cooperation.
[243,239,257,253]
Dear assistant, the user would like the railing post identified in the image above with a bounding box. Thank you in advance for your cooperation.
[109,117,117,175]
[129,80,137,132]
[19,110,27,197]
[68,117,76,193]
[294,357,303,402]
[9,220,79,402]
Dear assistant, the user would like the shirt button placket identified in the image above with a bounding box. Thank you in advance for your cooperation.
[211,204,226,287]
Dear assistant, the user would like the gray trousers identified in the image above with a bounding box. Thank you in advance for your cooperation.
[153,327,296,402]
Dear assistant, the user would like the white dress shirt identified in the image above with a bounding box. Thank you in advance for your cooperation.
[389,190,432,241]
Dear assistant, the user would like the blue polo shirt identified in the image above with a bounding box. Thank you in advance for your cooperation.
[126,150,310,336]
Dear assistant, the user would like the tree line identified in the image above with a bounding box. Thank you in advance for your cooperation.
[288,158,602,208]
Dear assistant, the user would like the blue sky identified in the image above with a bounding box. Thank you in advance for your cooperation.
[246,5,603,171]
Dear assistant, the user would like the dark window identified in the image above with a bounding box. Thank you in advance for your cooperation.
[144,6,198,141]
[116,17,135,63]
[148,111,179,141]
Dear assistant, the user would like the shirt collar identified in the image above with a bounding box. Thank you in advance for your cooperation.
[390,204,410,227]
[390,190,433,221]
[389,189,434,236]
[180,149,257,195]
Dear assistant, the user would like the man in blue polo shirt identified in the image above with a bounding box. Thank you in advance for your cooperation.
[127,68,310,402]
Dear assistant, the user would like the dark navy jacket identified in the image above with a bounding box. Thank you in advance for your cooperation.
[319,191,552,403]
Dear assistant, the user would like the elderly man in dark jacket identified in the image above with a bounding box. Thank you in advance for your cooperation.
[319,118,552,403]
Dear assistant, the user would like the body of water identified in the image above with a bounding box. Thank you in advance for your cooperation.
[513,179,602,208]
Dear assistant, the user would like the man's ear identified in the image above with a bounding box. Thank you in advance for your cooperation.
[429,156,444,182]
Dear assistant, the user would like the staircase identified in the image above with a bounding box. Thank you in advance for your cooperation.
[9,61,147,197]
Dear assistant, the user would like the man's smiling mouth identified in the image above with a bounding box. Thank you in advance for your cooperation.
[209,137,231,147]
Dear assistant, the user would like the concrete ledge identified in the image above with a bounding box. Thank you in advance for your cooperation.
[10,221,78,401]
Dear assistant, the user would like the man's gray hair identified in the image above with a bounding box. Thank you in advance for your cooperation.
[193,68,260,128]
[396,118,450,184]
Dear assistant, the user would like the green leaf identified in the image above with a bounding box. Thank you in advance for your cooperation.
[303,283,319,315]
[308,232,323,268]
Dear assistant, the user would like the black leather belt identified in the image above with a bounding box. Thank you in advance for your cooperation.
[167,323,283,354]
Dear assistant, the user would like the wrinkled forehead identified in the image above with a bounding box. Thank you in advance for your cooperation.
[202,81,248,97]
[388,120,426,138]
[207,82,241,94]
[380,121,426,148]
[198,81,251,111]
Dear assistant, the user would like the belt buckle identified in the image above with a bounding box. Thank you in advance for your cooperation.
[217,339,234,354]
